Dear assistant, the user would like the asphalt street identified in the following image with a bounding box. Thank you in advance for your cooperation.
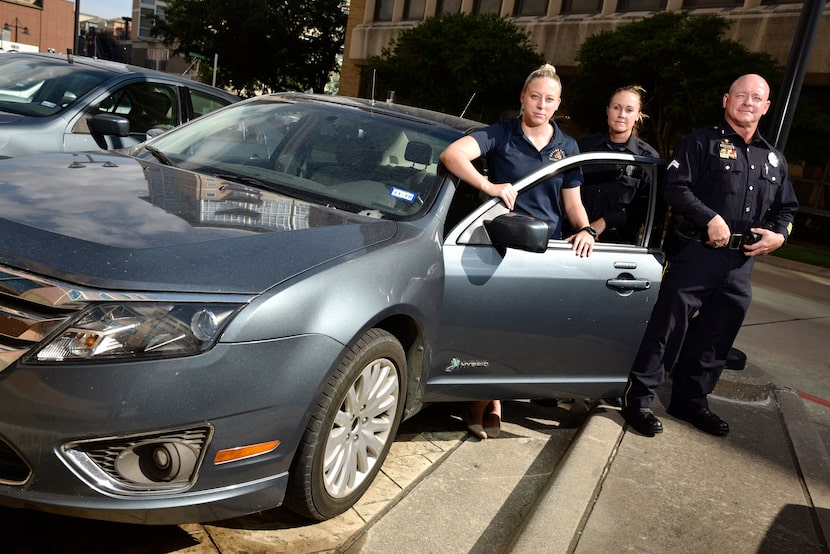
[734,255,830,452]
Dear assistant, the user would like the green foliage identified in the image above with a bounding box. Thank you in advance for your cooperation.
[772,240,830,270]
[152,0,346,96]
[569,12,786,159]
[364,14,544,122]
[783,96,830,166]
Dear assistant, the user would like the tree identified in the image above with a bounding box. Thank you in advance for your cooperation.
[364,14,544,123]
[567,12,786,159]
[152,0,346,97]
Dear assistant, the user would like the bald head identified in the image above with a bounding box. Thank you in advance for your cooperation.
[723,74,771,139]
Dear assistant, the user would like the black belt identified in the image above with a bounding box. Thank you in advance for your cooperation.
[693,233,744,250]
[726,233,744,250]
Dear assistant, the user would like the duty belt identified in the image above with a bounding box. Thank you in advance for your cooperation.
[725,233,744,250]
[692,233,745,250]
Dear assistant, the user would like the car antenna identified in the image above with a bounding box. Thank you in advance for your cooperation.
[371,69,377,106]
[460,92,476,118]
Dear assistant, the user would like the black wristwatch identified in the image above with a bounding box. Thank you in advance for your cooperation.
[580,225,598,238]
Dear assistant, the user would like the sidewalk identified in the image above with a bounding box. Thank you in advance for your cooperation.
[350,364,830,553]
[513,364,830,553]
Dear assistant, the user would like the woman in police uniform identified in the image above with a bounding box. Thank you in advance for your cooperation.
[577,85,660,243]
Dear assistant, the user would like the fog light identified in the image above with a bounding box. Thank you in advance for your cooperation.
[153,445,171,470]
[115,441,198,485]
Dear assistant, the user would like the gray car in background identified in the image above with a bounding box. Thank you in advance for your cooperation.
[0,93,665,524]
[0,51,239,158]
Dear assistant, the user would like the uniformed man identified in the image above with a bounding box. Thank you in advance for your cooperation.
[620,74,799,437]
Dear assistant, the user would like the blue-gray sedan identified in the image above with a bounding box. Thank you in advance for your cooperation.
[0,93,665,524]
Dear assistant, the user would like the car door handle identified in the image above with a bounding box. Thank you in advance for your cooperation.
[606,277,651,291]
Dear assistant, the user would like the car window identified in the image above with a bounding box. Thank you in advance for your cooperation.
[570,161,661,246]
[448,156,665,249]
[142,99,458,220]
[188,89,234,120]
[0,56,111,117]
[74,83,180,136]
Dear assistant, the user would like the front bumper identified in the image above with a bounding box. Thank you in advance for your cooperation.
[0,334,343,524]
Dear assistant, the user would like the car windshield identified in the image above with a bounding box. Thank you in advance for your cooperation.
[0,55,112,117]
[137,97,459,219]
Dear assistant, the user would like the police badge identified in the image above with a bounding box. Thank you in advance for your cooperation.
[768,152,779,167]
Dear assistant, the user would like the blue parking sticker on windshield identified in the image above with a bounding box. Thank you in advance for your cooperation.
[389,187,416,203]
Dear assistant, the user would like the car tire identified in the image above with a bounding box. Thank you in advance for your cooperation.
[285,328,406,520]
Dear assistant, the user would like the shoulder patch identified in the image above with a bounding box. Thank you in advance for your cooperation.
[549,149,567,161]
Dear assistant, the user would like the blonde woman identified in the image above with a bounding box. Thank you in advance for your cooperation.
[440,64,595,439]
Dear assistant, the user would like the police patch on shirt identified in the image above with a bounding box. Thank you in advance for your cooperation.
[549,149,566,161]
[768,152,779,168]
[719,139,737,160]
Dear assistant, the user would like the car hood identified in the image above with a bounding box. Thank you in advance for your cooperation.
[0,112,26,124]
[0,152,398,294]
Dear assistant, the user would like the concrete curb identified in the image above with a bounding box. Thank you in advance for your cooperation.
[774,388,830,548]
[506,405,624,553]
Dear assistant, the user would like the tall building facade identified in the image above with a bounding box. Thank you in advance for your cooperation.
[1,0,75,53]
[339,0,829,99]
[339,0,830,221]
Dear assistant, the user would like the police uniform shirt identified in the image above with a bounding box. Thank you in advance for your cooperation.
[664,121,799,240]
[471,117,582,238]
[577,132,660,229]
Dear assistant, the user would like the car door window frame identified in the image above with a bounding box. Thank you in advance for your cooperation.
[445,152,666,251]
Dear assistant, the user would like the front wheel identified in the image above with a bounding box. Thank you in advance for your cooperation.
[285,328,406,520]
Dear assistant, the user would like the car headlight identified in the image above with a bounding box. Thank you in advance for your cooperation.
[31,303,241,363]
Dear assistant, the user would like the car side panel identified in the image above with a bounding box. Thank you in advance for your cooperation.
[427,241,663,401]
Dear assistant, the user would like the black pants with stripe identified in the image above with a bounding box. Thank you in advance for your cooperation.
[623,240,754,411]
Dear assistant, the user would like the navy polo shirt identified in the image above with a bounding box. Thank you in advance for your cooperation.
[664,121,798,240]
[470,118,582,238]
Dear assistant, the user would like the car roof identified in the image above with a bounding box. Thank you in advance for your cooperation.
[2,51,163,76]
[270,92,486,135]
[0,51,238,98]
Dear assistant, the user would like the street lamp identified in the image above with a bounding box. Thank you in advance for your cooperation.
[4,17,29,42]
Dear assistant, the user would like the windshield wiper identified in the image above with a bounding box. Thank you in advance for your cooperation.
[144,144,173,166]
[215,173,274,191]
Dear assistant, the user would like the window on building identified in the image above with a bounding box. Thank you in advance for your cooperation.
[145,48,170,72]
[138,0,168,39]
[474,0,502,15]
[404,0,427,19]
[681,0,741,7]
[375,0,395,20]
[561,0,602,12]
[514,0,548,16]
[138,7,155,38]
[437,0,463,13]
[616,0,666,10]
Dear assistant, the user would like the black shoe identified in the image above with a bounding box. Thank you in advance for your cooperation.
[620,407,663,437]
[667,406,729,436]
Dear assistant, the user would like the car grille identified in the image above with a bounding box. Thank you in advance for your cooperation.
[0,437,31,485]
[0,266,88,372]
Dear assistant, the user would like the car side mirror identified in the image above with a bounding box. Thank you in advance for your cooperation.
[484,213,550,253]
[89,113,130,137]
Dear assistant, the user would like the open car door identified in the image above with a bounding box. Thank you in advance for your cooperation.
[428,152,666,402]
